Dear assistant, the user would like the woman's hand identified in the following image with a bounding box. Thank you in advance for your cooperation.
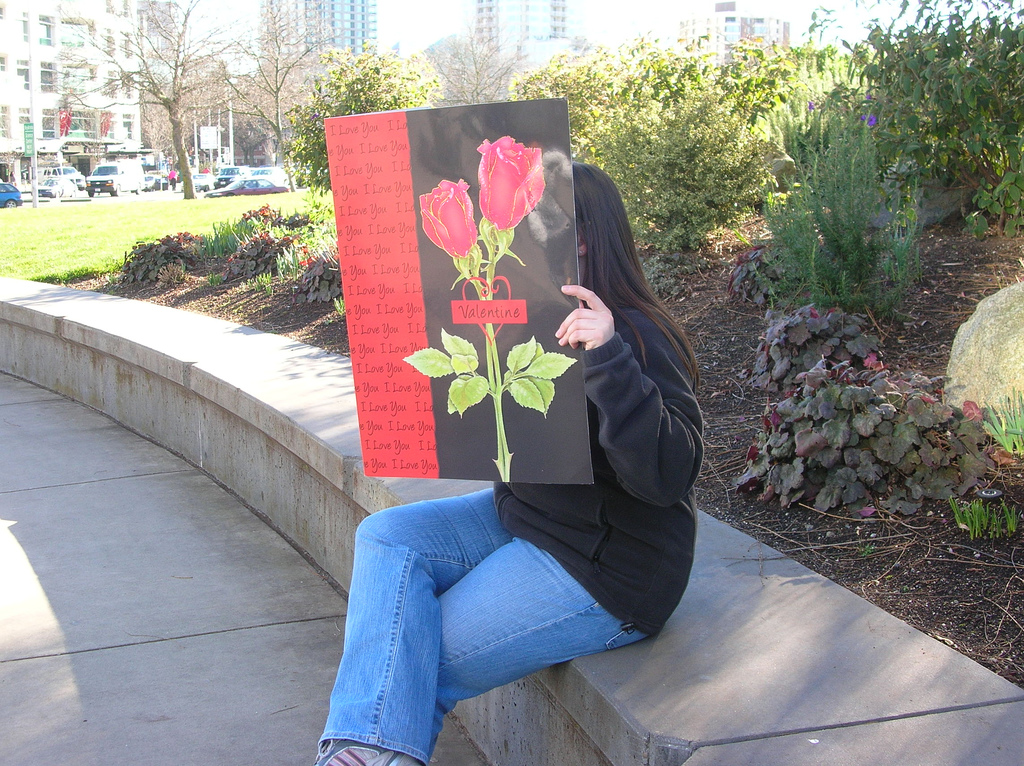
[556,284,615,350]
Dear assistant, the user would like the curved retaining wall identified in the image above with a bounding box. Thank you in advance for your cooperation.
[6,277,1024,766]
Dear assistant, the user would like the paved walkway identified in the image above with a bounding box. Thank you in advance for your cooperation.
[0,372,484,765]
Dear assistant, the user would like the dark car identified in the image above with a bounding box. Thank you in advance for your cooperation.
[214,166,249,188]
[206,178,288,197]
[0,182,23,208]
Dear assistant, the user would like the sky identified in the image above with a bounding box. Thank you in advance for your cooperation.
[374,0,906,55]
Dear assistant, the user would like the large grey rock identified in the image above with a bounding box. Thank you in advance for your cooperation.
[945,281,1024,409]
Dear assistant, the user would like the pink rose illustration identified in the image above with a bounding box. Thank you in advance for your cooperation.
[477,137,546,231]
[420,179,478,258]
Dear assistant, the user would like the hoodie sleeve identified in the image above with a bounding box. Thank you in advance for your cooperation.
[581,313,703,507]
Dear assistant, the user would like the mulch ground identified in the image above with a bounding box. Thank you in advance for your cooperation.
[72,218,1024,688]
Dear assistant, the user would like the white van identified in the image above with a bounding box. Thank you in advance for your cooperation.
[86,161,145,197]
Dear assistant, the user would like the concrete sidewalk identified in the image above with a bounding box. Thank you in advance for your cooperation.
[0,373,484,766]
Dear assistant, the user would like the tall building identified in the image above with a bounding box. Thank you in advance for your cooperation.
[0,0,143,182]
[473,0,580,67]
[679,1,790,63]
[291,0,377,53]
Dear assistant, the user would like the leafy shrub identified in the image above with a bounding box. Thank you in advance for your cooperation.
[241,204,281,228]
[294,247,343,303]
[727,246,784,305]
[750,305,880,392]
[286,47,439,192]
[641,252,707,301]
[758,45,859,174]
[121,232,203,284]
[601,87,772,252]
[274,212,311,230]
[736,361,992,515]
[862,0,1024,236]
[224,233,298,281]
[513,39,789,251]
[764,117,919,316]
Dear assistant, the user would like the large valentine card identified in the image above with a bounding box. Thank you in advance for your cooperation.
[325,98,591,484]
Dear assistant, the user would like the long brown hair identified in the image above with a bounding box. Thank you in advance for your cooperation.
[573,162,699,388]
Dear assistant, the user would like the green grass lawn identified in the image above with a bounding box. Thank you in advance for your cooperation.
[0,192,309,283]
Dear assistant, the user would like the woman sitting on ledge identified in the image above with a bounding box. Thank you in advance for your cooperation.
[314,162,704,766]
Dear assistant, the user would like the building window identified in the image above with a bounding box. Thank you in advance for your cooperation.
[17,60,29,90]
[0,56,5,72]
[39,15,54,45]
[122,115,134,140]
[41,108,57,139]
[21,13,29,42]
[0,107,9,139]
[40,62,57,93]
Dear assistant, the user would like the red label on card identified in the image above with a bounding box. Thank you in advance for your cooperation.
[451,300,529,325]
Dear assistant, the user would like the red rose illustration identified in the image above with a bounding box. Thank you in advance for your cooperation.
[420,179,478,258]
[477,137,545,231]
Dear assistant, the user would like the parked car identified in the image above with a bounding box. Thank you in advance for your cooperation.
[38,177,79,198]
[86,161,145,197]
[191,170,215,192]
[143,173,169,191]
[0,182,22,208]
[249,166,290,188]
[214,166,250,189]
[41,166,86,191]
[206,178,288,198]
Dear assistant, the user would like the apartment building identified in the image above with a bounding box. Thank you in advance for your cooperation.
[0,0,142,182]
[473,0,580,67]
[679,1,790,63]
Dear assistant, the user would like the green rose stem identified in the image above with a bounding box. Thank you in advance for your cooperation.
[466,227,515,481]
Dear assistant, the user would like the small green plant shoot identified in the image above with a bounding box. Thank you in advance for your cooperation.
[948,496,1020,540]
[982,390,1024,457]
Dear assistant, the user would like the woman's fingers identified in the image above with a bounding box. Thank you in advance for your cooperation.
[561,283,610,313]
[556,285,614,350]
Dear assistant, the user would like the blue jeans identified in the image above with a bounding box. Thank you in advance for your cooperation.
[321,489,647,763]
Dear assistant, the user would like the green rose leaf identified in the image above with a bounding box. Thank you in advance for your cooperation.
[448,375,488,415]
[405,348,454,378]
[506,337,540,376]
[525,351,577,380]
[510,377,555,414]
[441,329,478,360]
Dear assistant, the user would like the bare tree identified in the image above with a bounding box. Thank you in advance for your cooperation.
[232,113,273,166]
[425,29,525,106]
[140,100,174,161]
[221,0,324,186]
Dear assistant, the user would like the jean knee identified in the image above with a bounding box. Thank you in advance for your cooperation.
[355,505,411,547]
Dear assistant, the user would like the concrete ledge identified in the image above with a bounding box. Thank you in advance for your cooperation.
[3,276,1023,766]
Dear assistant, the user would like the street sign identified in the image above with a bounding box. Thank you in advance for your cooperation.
[23,122,35,155]
[199,125,219,151]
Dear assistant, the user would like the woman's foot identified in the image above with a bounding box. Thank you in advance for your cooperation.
[315,739,422,766]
